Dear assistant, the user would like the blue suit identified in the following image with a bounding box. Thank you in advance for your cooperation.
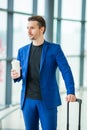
[15,40,75,110]
[14,40,75,129]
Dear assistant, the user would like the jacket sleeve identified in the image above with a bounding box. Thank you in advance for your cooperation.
[56,45,75,95]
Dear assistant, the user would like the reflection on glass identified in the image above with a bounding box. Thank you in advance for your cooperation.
[37,0,45,15]
[62,0,82,20]
[0,61,6,106]
[0,12,7,58]
[61,21,81,55]
[59,57,80,91]
[0,0,7,9]
[14,0,33,13]
[13,14,30,57]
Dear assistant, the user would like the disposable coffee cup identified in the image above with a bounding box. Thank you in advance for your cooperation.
[11,60,20,76]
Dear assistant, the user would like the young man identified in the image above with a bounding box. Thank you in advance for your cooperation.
[11,15,76,130]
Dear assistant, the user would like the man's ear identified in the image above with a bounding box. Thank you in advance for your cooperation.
[40,26,45,34]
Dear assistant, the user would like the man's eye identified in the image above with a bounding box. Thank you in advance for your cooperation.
[31,27,34,29]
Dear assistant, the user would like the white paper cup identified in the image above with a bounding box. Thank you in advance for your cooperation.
[11,60,20,76]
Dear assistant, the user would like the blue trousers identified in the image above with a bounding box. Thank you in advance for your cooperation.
[22,98,57,130]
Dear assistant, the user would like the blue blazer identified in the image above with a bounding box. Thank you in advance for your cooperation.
[15,40,75,109]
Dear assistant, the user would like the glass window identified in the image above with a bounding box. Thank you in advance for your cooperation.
[86,0,87,20]
[83,23,87,87]
[37,0,45,15]
[59,57,80,92]
[14,0,33,13]
[67,57,80,88]
[53,19,57,43]
[84,23,87,56]
[0,61,6,107]
[0,0,7,9]
[61,21,81,55]
[13,14,31,104]
[13,14,30,57]
[54,0,58,17]
[0,12,7,58]
[12,81,22,104]
[62,0,82,20]
[0,12,7,107]
[83,57,87,87]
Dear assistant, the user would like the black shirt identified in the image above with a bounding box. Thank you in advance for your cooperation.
[26,43,43,99]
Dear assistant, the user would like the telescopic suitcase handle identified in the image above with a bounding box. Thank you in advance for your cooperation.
[67,98,82,130]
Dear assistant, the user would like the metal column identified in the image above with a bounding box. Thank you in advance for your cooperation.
[79,0,86,87]
[33,0,37,15]
[44,0,54,42]
[5,0,13,105]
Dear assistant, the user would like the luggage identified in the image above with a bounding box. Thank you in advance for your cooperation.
[67,99,82,130]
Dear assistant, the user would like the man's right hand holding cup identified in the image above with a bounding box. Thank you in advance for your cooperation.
[11,60,21,79]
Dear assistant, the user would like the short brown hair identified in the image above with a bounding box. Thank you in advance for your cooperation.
[28,15,46,34]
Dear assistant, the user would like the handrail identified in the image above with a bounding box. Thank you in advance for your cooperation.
[0,106,19,120]
[0,105,19,129]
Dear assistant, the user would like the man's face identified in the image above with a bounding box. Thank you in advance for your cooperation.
[27,21,44,40]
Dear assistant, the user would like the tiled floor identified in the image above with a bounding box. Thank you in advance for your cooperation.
[0,88,87,130]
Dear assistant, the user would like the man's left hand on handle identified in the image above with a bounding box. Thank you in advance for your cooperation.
[66,94,76,102]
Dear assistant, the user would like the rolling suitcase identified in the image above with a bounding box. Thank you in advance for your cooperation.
[67,99,82,130]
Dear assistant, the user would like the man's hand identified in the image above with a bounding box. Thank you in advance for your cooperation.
[66,94,76,102]
[11,69,20,79]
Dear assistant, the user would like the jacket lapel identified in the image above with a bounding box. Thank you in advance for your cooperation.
[40,41,49,71]
[24,43,32,78]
